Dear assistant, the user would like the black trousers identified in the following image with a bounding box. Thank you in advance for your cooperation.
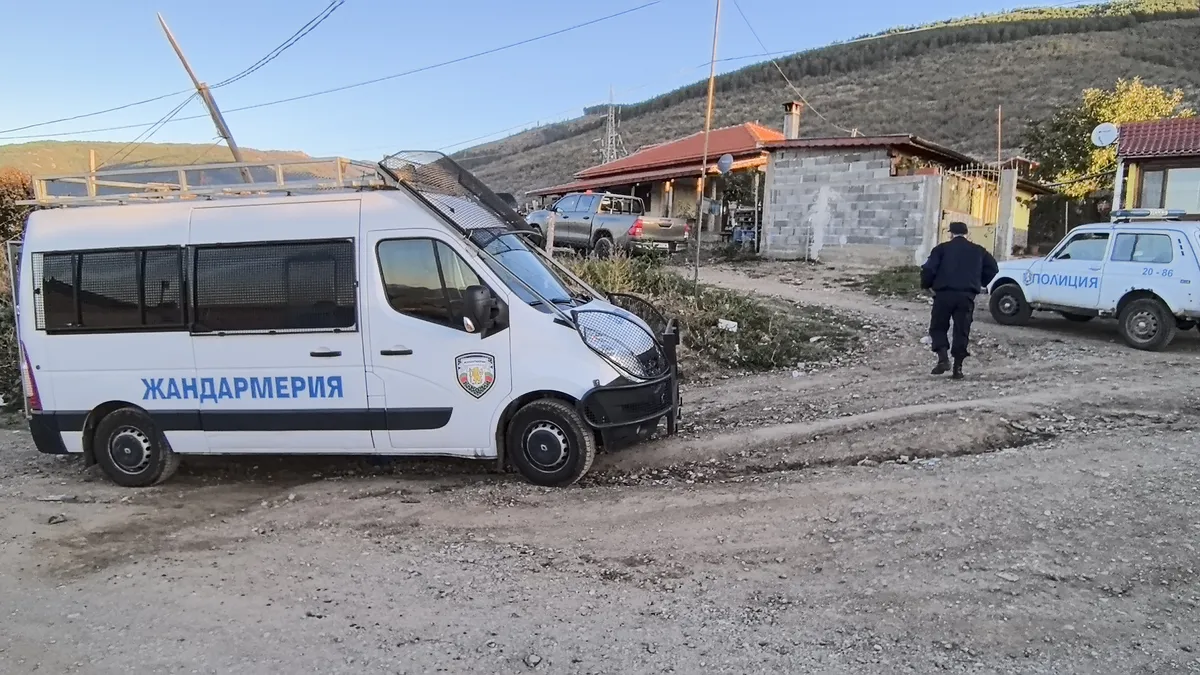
[929,291,976,359]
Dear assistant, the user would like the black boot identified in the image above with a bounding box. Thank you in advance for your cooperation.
[951,357,964,380]
[931,349,950,375]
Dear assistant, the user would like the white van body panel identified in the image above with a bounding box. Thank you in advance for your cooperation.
[19,189,631,461]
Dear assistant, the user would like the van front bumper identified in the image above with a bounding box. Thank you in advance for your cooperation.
[579,372,681,450]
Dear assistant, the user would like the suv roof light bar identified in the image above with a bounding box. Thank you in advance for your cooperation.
[1111,208,1186,222]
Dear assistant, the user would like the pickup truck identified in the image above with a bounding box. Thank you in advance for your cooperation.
[525,192,688,257]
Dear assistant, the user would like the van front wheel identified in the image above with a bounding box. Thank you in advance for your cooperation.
[507,399,596,487]
[93,408,181,488]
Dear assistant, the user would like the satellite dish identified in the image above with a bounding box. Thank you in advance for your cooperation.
[716,153,734,174]
[1091,122,1119,148]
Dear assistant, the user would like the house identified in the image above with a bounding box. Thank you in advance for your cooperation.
[1114,117,1200,219]
[760,129,1051,264]
[528,117,786,228]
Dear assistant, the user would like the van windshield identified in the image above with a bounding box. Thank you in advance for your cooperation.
[469,230,582,307]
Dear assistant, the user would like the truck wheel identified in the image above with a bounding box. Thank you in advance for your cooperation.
[593,235,614,259]
[1060,312,1093,322]
[506,399,596,487]
[989,283,1032,326]
[93,408,181,488]
[1118,297,1177,351]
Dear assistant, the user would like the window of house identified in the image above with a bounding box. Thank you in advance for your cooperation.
[1054,232,1109,261]
[37,247,185,332]
[1110,233,1174,264]
[192,239,356,333]
[377,238,484,331]
[1139,167,1200,213]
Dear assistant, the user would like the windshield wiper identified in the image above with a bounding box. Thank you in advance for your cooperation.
[528,297,575,308]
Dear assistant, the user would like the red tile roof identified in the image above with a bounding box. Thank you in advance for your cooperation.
[575,123,783,179]
[1118,118,1200,159]
[529,157,765,196]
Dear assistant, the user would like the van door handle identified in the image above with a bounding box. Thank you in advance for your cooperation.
[309,350,342,358]
[380,348,413,356]
[1088,267,1101,271]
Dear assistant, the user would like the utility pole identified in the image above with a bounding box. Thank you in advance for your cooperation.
[157,13,253,184]
[692,0,722,294]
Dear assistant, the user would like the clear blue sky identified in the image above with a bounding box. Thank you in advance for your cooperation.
[0,0,1067,159]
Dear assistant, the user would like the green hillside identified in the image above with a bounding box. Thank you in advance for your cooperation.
[455,0,1200,196]
[0,141,313,177]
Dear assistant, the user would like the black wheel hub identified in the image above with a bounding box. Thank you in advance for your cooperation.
[998,294,1018,315]
[525,423,569,472]
[109,427,152,475]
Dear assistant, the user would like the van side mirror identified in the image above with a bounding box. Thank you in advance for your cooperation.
[463,285,497,335]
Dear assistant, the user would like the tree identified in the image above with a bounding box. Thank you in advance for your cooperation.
[1022,78,1195,198]
[0,168,33,241]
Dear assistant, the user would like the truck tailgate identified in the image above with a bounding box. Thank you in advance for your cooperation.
[634,218,687,243]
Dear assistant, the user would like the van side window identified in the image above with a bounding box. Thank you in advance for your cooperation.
[376,239,483,331]
[36,247,185,332]
[192,239,356,333]
[1110,233,1173,264]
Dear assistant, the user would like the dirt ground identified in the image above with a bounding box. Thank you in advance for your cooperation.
[2,261,1198,675]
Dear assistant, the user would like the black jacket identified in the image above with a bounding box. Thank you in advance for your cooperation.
[920,236,999,294]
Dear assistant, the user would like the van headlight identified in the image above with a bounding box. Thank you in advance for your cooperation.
[580,325,649,378]
[575,310,663,380]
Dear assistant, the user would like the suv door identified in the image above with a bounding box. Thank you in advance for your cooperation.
[365,230,512,453]
[550,195,580,246]
[572,194,600,245]
[1027,230,1109,309]
[1099,230,1186,312]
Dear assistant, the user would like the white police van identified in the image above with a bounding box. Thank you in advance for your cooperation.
[988,209,1199,351]
[11,153,680,488]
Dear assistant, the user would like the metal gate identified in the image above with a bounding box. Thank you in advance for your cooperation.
[939,164,1001,252]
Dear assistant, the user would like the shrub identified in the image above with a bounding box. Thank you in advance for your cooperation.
[564,254,861,372]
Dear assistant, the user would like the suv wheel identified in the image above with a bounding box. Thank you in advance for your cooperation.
[988,283,1032,326]
[593,235,615,259]
[1118,297,1177,351]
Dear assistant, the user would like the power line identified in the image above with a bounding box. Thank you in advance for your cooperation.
[95,93,199,170]
[213,0,344,89]
[0,90,192,135]
[730,0,858,136]
[0,1,343,137]
[0,1,663,141]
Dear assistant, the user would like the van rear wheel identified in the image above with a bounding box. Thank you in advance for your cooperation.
[507,399,596,487]
[93,408,180,488]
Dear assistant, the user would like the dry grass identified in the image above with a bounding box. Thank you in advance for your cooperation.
[564,254,862,373]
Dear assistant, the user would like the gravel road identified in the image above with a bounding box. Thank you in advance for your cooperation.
[1,263,1197,674]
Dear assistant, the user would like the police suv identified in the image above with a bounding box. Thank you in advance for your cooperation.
[988,209,1198,351]
[11,152,680,488]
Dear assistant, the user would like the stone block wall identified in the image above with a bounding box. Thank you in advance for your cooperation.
[760,148,942,265]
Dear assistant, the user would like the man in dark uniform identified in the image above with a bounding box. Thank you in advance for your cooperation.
[920,221,999,379]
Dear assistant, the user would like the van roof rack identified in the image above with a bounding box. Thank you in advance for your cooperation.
[1111,208,1186,222]
[17,157,390,207]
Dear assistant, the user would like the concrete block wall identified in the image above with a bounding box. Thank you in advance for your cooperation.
[761,148,941,265]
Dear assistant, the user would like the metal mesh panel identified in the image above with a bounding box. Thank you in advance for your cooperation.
[40,252,76,330]
[193,239,356,333]
[78,250,141,328]
[575,309,669,380]
[36,248,186,331]
[581,379,674,428]
[605,292,668,338]
[30,252,45,330]
[379,151,529,234]
[143,249,185,326]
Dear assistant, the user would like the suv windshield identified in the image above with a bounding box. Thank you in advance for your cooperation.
[469,230,584,307]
